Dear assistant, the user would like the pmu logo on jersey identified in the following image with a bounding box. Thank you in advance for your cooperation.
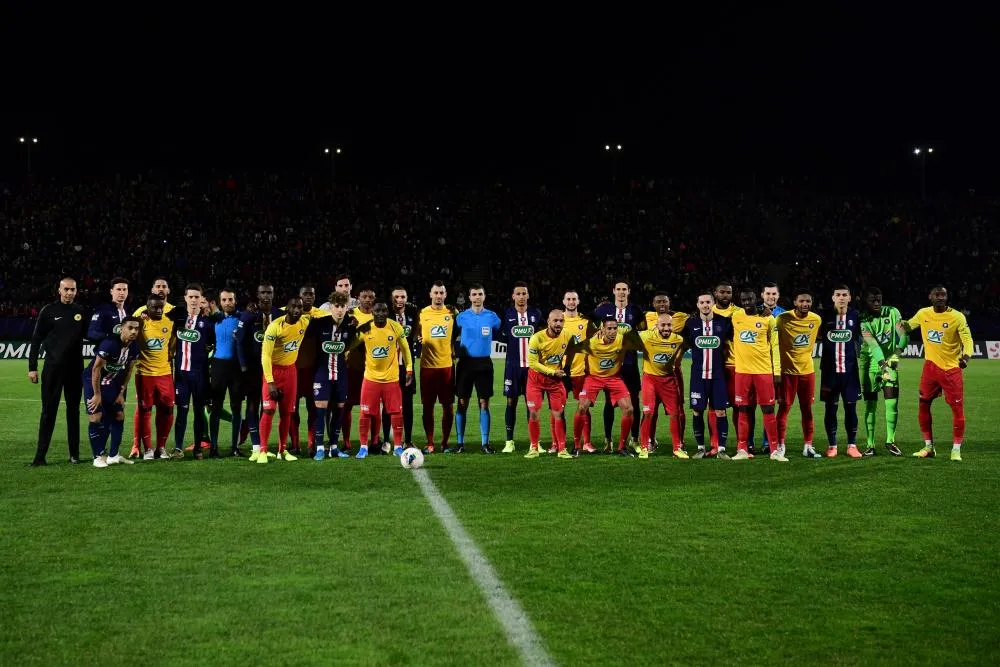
[695,336,721,349]
[177,329,201,343]
[430,325,448,338]
[511,325,533,338]
[322,341,345,355]
[282,340,299,353]
[927,329,944,344]
[371,346,390,359]
[652,352,672,364]
[792,334,811,347]
[598,358,616,369]
[739,331,758,344]
[826,330,853,343]
[146,338,165,351]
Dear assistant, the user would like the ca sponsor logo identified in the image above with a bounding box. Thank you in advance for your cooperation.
[322,341,346,354]
[511,325,534,338]
[792,333,810,347]
[177,329,201,343]
[826,330,853,343]
[739,331,758,344]
[927,329,944,344]
[282,340,299,353]
[146,338,165,351]
[254,331,265,343]
[876,332,892,345]
[617,323,632,332]
[371,346,390,359]
[652,352,671,364]
[544,354,563,365]
[695,335,721,349]
[598,358,616,369]
[430,325,448,338]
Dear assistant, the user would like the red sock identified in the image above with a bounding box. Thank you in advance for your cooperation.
[707,413,718,447]
[528,419,541,448]
[549,414,557,448]
[342,405,354,447]
[639,413,652,449]
[762,411,779,447]
[278,411,291,454]
[259,411,275,451]
[140,409,153,451]
[776,403,790,443]
[669,414,682,449]
[155,408,174,449]
[737,409,749,451]
[132,408,141,449]
[391,414,404,446]
[553,417,567,451]
[951,402,965,444]
[677,406,686,443]
[918,401,933,441]
[290,412,300,448]
[440,405,453,448]
[619,414,633,448]
[802,403,814,443]
[359,412,371,449]
[573,413,584,447]
[422,406,435,447]
[583,412,591,444]
[648,410,658,443]
[372,411,382,445]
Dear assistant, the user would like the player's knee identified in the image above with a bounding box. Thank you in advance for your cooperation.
[88,414,102,424]
[528,411,540,421]
[621,405,634,417]
[713,409,726,418]
[263,408,276,416]
[115,411,125,422]
[761,405,775,415]
[479,399,489,410]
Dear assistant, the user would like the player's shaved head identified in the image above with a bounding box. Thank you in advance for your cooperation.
[58,278,77,304]
[372,302,390,325]
[546,309,565,335]
[656,312,673,338]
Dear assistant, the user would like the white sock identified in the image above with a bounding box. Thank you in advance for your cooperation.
[924,440,933,448]
[252,444,261,454]
[316,445,325,451]
[952,444,961,450]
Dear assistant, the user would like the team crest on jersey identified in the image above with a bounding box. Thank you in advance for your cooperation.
[254,331,265,343]
[577,324,584,330]
[146,338,165,351]
[927,330,944,344]
[177,330,201,343]
[198,321,205,329]
[739,331,758,344]
[695,336,721,349]
[598,358,616,369]
[942,322,949,328]
[388,335,394,341]
[809,323,815,328]
[403,326,412,337]
[161,327,169,334]
[511,325,533,338]
[793,334,810,347]
[371,346,390,359]
[322,341,345,355]
[755,322,762,328]
[444,315,451,321]
[876,332,891,344]
[74,313,82,321]
[299,329,304,335]
[826,330,852,343]
[282,340,300,353]
[430,325,448,338]
[112,324,122,334]
[652,352,672,364]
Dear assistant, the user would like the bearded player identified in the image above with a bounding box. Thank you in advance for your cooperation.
[562,290,595,453]
[775,291,823,458]
[593,281,643,450]
[731,288,783,461]
[643,292,688,451]
[628,313,686,459]
[524,310,578,459]
[418,281,459,453]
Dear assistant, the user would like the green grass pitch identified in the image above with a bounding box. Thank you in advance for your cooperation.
[1,359,998,665]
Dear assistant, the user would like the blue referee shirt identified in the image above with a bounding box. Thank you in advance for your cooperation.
[214,311,241,360]
[771,305,786,316]
[456,308,502,358]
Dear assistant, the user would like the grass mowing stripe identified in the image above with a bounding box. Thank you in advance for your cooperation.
[413,468,556,667]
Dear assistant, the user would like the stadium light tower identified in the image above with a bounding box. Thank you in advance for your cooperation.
[18,136,39,173]
[913,146,935,201]
[604,143,623,188]
[324,147,343,185]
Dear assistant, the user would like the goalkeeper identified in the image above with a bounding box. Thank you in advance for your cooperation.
[859,287,907,456]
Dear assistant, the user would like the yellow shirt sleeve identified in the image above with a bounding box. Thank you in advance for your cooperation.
[906,309,924,331]
[957,312,974,358]
[527,332,551,376]
[769,316,780,376]
[262,320,280,383]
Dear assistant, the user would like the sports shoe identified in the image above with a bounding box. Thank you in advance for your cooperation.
[582,443,597,454]
[481,445,495,454]
[502,440,515,453]
[422,445,435,455]
[846,445,862,459]
[107,454,134,465]
[913,446,935,458]
[803,446,822,459]
[143,449,155,461]
[617,448,635,458]
[356,446,369,460]
[331,448,350,459]
[169,448,185,460]
[628,437,641,454]
[717,451,732,461]
[281,450,298,462]
[249,451,260,463]
[524,447,540,459]
[951,449,962,462]
[92,456,108,468]
[769,451,788,462]
[314,448,327,461]
[638,448,649,460]
[557,450,574,460]
[672,448,690,460]
[731,450,750,461]
[444,446,465,454]
[826,447,838,458]
[602,439,613,454]
[693,449,706,459]
[862,447,876,457]
[545,446,557,455]
[129,445,141,459]
[231,447,248,457]
[885,443,902,457]
[393,446,404,457]
[256,451,269,464]
[747,444,756,456]
[266,451,277,459]
[154,447,168,460]
[650,438,659,453]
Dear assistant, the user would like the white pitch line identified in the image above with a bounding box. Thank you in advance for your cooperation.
[412,469,556,667]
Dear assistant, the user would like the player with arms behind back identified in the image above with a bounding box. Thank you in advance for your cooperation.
[901,285,973,461]
[643,292,688,451]
[775,291,823,458]
[819,285,864,458]
[682,290,733,458]
[730,288,783,461]
[418,281,459,454]
[524,310,578,458]
[859,287,906,456]
[593,281,643,450]
[562,290,595,453]
[628,313,686,459]
[501,282,543,453]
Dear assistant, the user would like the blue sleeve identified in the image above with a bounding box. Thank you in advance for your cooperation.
[491,312,502,331]
[87,308,108,342]
[236,312,251,368]
[96,338,115,360]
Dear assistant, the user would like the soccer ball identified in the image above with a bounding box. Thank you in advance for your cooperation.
[400,447,424,470]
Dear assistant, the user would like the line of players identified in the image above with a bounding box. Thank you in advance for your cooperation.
[76,275,972,467]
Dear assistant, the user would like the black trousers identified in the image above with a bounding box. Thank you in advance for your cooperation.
[35,360,83,461]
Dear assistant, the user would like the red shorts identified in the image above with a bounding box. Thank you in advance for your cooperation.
[347,367,364,405]
[919,362,964,406]
[420,366,455,405]
[526,370,567,412]
[136,374,174,410]
[641,374,680,416]
[297,365,314,400]
[569,375,586,399]
[262,364,297,413]
[733,373,777,407]
[580,375,630,406]
[781,373,815,407]
[360,378,403,415]
[725,366,737,406]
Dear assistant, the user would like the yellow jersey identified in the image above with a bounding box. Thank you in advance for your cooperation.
[645,310,688,332]
[419,305,458,369]
[286,306,328,369]
[346,308,375,370]
[713,303,738,366]
[907,307,974,371]
[562,314,591,377]
[262,315,314,382]
[731,309,780,376]
[629,330,685,377]
[359,320,412,383]
[775,311,822,375]
[136,316,175,377]
[580,333,629,379]
[134,302,174,317]
[527,328,575,376]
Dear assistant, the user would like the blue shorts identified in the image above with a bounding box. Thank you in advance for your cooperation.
[175,370,209,408]
[83,372,125,416]
[820,369,862,403]
[689,375,728,411]
[313,374,349,404]
[503,365,530,398]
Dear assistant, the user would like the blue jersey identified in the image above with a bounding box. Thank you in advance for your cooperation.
[456,308,502,358]
[213,311,241,360]
[392,304,420,364]
[683,315,733,380]
[501,307,543,369]
[820,308,862,374]
[309,315,356,382]
[86,336,139,387]
[168,310,217,373]
[236,307,284,369]
[771,305,786,316]
[593,302,643,366]
[87,303,129,342]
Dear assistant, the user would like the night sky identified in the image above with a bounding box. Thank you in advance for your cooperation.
[4,9,997,192]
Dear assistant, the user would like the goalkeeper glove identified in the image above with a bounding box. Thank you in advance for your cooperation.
[887,354,900,370]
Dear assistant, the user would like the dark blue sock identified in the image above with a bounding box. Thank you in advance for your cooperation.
[108,418,124,457]
[603,398,614,440]
[480,407,490,445]
[716,414,729,449]
[693,413,705,448]
[174,406,189,450]
[88,421,106,458]
[327,406,341,447]
[505,403,516,441]
[230,409,242,451]
[845,402,859,445]
[193,400,207,447]
[825,402,839,447]
[247,405,260,446]
[456,405,466,445]
[314,407,327,449]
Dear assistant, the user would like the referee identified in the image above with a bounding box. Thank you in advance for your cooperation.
[208,287,246,457]
[451,284,501,454]
[27,277,91,466]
